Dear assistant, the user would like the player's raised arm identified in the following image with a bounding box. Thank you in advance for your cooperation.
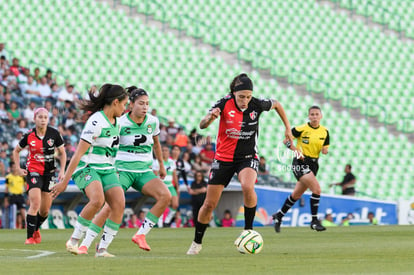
[199,107,221,129]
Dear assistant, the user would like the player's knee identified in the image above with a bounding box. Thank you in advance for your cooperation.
[158,189,172,205]
[203,200,217,212]
[89,196,105,211]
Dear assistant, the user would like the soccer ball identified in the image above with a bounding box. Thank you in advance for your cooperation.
[234,229,263,254]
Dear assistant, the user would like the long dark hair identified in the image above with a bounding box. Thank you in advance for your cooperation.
[79,84,127,118]
[229,73,253,94]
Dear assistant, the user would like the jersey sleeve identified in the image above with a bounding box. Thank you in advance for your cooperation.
[153,117,160,136]
[152,159,160,171]
[323,130,330,147]
[258,98,273,112]
[18,132,29,149]
[170,160,177,171]
[210,95,229,112]
[54,129,65,148]
[291,127,302,138]
[80,117,102,144]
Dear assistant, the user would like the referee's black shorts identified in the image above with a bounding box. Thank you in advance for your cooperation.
[208,158,259,187]
[9,194,26,209]
[291,157,319,181]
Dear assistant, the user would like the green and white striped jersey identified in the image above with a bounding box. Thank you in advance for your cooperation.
[116,113,160,172]
[75,111,120,174]
[152,158,176,188]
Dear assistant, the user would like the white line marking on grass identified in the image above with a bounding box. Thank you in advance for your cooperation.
[25,250,55,259]
[0,249,55,259]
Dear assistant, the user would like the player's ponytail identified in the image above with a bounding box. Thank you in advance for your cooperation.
[79,84,127,118]
[229,73,253,94]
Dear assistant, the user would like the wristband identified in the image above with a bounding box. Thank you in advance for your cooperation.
[285,141,291,149]
[4,193,9,198]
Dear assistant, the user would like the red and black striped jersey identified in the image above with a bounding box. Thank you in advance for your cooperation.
[18,126,64,175]
[211,94,272,162]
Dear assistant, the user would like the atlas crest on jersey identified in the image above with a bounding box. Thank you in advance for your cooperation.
[249,111,257,120]
[47,138,54,146]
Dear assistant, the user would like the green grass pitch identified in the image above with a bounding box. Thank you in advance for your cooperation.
[1,226,414,274]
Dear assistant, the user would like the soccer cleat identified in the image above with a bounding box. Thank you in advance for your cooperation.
[25,237,37,245]
[310,220,326,232]
[95,248,115,258]
[186,241,202,255]
[272,213,282,233]
[66,239,79,255]
[132,234,151,251]
[33,230,41,244]
[273,219,282,233]
[77,245,88,255]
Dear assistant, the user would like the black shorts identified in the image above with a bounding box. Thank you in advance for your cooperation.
[27,172,56,192]
[208,158,259,187]
[292,157,319,181]
[9,194,26,209]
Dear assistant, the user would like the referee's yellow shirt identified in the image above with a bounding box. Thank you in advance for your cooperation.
[292,123,330,159]
[5,173,26,195]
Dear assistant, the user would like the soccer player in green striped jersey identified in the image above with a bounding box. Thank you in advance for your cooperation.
[52,84,128,257]
[73,86,171,253]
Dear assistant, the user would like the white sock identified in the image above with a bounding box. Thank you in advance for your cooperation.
[157,215,164,228]
[164,208,177,224]
[98,225,118,250]
[137,217,156,236]
[71,221,88,242]
[80,229,99,249]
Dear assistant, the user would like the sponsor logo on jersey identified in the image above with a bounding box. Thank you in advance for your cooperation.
[85,175,92,181]
[147,125,153,134]
[34,153,45,162]
[225,128,255,139]
[30,140,36,146]
[228,110,236,117]
[47,138,54,146]
[249,111,257,120]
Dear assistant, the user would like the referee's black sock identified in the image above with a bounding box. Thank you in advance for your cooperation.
[310,193,321,222]
[36,212,48,231]
[194,222,208,244]
[278,195,297,220]
[244,205,256,230]
[26,214,37,239]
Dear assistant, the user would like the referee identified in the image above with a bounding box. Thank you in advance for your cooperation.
[272,105,330,233]
[4,162,27,228]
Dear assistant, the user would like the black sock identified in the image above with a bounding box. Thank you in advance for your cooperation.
[26,214,37,239]
[310,193,321,222]
[194,222,208,244]
[277,195,297,220]
[36,212,48,231]
[244,205,256,230]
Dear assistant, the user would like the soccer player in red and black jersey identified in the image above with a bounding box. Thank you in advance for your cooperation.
[13,108,66,244]
[187,73,293,254]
